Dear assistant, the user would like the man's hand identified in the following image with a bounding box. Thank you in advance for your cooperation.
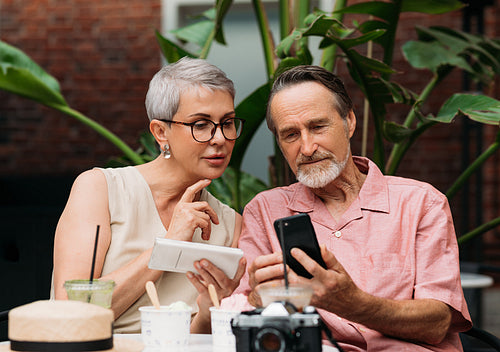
[246,252,288,307]
[291,244,453,344]
[290,245,362,318]
[167,179,219,241]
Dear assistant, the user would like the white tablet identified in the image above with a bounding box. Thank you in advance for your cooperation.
[148,238,244,279]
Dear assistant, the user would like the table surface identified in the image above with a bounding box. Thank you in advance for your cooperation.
[460,272,494,289]
[1,334,339,351]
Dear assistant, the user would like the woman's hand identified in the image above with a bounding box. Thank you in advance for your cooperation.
[167,179,219,241]
[187,257,247,333]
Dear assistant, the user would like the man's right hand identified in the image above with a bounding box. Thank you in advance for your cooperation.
[167,179,219,242]
[247,252,288,307]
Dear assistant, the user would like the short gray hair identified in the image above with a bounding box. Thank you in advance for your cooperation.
[266,65,353,136]
[145,57,235,122]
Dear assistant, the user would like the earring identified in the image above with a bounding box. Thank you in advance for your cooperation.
[163,143,171,159]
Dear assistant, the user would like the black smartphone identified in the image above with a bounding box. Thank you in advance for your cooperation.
[273,213,327,279]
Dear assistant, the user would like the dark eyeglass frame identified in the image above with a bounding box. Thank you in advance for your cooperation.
[157,117,245,143]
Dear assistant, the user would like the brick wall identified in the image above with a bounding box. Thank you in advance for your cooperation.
[0,0,162,176]
[0,1,499,267]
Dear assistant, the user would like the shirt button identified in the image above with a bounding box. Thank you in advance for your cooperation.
[334,231,342,238]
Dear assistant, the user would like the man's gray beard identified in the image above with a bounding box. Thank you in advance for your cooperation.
[296,147,350,189]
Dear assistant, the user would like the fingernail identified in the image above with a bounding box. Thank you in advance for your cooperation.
[186,272,193,278]
[202,260,209,268]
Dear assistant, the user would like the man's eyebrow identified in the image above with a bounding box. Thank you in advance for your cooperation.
[277,125,297,136]
[307,116,330,124]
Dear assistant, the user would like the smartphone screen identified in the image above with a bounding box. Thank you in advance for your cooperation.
[273,213,327,278]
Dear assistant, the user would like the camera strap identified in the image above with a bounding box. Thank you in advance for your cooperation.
[320,320,345,352]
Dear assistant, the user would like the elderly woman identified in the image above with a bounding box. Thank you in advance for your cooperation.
[52,57,246,334]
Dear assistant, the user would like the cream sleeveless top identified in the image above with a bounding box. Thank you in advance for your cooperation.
[95,166,235,333]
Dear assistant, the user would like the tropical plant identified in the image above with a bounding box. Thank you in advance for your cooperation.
[156,0,500,243]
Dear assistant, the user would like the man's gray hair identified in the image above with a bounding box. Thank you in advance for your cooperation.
[145,57,235,122]
[266,65,353,136]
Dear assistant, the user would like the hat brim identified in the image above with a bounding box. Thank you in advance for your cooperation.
[0,336,143,352]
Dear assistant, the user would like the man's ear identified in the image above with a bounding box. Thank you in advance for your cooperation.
[150,119,169,146]
[346,110,356,138]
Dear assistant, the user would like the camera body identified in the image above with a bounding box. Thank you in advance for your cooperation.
[231,301,323,352]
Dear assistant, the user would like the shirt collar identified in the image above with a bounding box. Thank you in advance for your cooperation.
[286,156,390,214]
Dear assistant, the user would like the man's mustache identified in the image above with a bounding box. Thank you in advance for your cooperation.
[296,151,334,165]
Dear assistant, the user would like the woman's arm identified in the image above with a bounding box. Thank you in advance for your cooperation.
[53,169,162,319]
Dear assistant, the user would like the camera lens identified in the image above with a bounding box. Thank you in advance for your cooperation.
[254,327,286,352]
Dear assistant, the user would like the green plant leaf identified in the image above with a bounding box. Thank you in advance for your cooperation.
[401,0,464,14]
[172,20,215,49]
[214,0,233,45]
[403,40,473,73]
[432,93,500,125]
[155,30,197,63]
[383,121,414,143]
[336,1,396,22]
[138,131,160,158]
[207,166,268,211]
[0,40,67,106]
[230,83,271,170]
[344,49,396,75]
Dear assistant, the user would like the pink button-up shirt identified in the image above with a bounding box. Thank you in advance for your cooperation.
[236,157,471,351]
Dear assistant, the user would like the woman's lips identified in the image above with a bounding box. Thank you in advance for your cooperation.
[204,154,226,166]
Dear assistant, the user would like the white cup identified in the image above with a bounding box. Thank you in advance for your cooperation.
[210,306,240,351]
[139,305,192,351]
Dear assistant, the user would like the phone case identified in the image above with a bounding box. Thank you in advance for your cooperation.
[148,238,244,279]
[273,213,326,278]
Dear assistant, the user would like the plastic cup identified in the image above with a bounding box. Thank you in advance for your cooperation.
[64,279,115,308]
[210,306,239,351]
[257,283,313,311]
[139,305,192,351]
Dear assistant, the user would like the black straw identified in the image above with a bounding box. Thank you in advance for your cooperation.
[278,222,289,290]
[89,225,100,282]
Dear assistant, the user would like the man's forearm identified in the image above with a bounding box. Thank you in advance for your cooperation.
[344,290,452,345]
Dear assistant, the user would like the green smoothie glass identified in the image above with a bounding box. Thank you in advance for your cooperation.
[64,279,115,308]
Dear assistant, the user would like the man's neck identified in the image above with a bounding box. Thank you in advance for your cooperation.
[311,157,367,221]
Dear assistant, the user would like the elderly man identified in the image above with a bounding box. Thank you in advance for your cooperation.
[236,65,472,351]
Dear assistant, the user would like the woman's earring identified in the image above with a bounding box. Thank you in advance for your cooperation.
[163,143,171,159]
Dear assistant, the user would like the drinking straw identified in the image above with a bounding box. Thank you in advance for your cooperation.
[278,222,289,290]
[88,225,100,302]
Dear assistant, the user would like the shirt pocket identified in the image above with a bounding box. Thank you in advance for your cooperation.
[358,253,414,299]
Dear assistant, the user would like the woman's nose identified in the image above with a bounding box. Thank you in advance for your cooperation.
[210,125,226,144]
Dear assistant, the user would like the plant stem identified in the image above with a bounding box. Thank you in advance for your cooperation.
[199,30,215,59]
[446,132,500,200]
[279,0,290,39]
[385,74,440,174]
[319,0,346,71]
[458,216,500,246]
[380,0,402,80]
[50,104,144,165]
[252,0,276,78]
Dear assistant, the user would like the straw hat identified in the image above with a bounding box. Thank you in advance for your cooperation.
[0,300,143,351]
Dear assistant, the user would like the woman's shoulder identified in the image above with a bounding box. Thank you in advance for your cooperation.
[72,168,107,191]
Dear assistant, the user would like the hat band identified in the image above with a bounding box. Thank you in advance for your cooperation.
[10,337,113,351]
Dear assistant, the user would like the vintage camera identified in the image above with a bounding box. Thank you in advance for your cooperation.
[231,301,323,352]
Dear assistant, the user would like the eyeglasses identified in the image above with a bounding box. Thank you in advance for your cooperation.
[157,117,245,143]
